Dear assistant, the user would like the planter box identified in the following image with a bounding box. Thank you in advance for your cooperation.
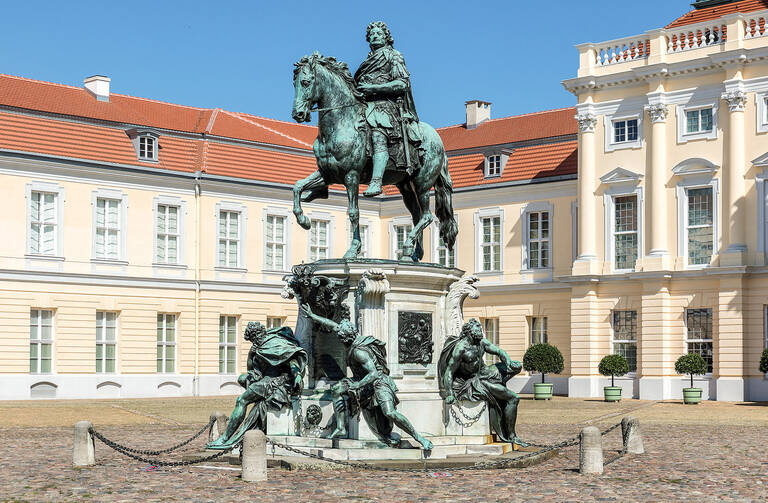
[682,387,702,404]
[603,386,622,402]
[533,382,553,400]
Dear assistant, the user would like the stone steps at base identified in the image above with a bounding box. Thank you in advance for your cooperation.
[266,442,510,460]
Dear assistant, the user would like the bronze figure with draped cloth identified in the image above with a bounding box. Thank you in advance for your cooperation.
[207,322,307,449]
[438,318,528,447]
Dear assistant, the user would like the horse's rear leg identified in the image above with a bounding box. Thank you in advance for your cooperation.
[405,189,433,262]
[293,171,326,230]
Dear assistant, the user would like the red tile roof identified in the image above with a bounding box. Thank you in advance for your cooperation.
[666,0,768,29]
[0,72,578,190]
[437,108,576,151]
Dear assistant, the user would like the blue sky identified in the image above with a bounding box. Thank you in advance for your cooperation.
[2,1,691,127]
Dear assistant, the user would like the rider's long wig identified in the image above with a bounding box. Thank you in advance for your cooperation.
[365,21,394,46]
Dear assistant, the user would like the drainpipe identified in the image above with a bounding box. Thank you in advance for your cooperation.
[193,170,202,396]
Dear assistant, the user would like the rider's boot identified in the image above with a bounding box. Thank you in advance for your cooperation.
[363,151,388,197]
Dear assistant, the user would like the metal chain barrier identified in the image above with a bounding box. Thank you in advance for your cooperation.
[449,402,487,428]
[89,419,215,456]
[89,422,239,468]
[604,421,633,466]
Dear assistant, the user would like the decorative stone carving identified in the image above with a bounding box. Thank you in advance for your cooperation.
[645,104,669,123]
[354,268,390,341]
[446,274,480,339]
[721,91,747,112]
[397,311,433,364]
[575,113,597,133]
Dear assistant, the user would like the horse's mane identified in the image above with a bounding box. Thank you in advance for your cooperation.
[294,52,364,101]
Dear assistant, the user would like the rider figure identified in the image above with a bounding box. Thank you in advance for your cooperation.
[354,21,421,197]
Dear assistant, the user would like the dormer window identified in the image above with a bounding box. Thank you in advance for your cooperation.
[139,135,157,161]
[485,155,502,178]
[126,128,159,162]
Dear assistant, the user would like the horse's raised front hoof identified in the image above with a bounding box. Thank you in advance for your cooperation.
[296,214,311,230]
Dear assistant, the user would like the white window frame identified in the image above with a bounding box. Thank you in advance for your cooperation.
[474,207,504,275]
[153,196,186,267]
[676,102,718,143]
[218,315,237,375]
[676,177,719,269]
[571,202,578,264]
[757,92,768,134]
[25,182,65,259]
[604,113,642,152]
[307,214,333,262]
[138,135,158,162]
[611,310,638,376]
[758,168,768,261]
[29,309,54,374]
[266,316,284,329]
[389,216,413,260]
[529,316,548,345]
[521,202,553,271]
[96,311,118,374]
[684,308,714,376]
[262,207,291,272]
[347,216,371,259]
[157,313,177,374]
[603,186,643,273]
[431,213,457,268]
[481,317,499,364]
[485,154,502,178]
[215,202,247,270]
[91,189,128,263]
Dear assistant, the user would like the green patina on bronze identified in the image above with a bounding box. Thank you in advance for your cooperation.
[291,21,457,263]
[302,304,433,451]
[438,319,528,447]
[207,322,307,449]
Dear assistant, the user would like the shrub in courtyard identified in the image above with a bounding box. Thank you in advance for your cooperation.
[523,343,564,384]
[675,353,707,388]
[598,354,629,387]
[760,349,768,374]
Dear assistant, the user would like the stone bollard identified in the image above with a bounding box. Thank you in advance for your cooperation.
[73,421,95,467]
[621,416,644,455]
[579,426,603,474]
[208,411,229,443]
[241,430,267,482]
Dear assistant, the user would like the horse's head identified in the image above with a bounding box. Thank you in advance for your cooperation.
[292,53,319,123]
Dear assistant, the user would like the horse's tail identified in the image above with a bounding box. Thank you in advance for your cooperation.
[434,151,458,252]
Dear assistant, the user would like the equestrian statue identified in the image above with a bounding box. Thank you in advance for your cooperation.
[291,21,457,263]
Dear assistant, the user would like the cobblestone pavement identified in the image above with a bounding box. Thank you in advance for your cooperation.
[1,400,767,502]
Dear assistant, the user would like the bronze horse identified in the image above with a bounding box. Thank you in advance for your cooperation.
[291,53,457,262]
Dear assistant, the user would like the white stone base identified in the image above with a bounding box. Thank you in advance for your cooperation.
[745,377,768,402]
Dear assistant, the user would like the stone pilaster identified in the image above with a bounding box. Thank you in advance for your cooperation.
[568,283,600,397]
[716,275,745,401]
[573,112,600,275]
[721,89,748,265]
[644,103,672,270]
[638,278,673,400]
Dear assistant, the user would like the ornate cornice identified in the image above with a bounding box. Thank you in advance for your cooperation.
[645,104,669,123]
[721,90,747,112]
[575,113,597,133]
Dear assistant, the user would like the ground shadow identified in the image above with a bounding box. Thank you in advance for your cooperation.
[734,402,768,407]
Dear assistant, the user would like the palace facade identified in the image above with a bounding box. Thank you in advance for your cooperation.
[2,0,767,401]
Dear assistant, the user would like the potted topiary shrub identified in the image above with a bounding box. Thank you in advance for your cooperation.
[760,349,768,375]
[523,343,564,400]
[598,354,629,402]
[674,353,708,404]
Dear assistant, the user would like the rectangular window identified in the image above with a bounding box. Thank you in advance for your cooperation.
[481,216,502,272]
[530,317,547,345]
[265,214,286,270]
[95,198,120,260]
[30,309,53,373]
[685,108,713,134]
[139,136,156,161]
[686,308,713,374]
[614,195,638,270]
[96,311,117,373]
[156,314,176,373]
[612,310,637,373]
[219,316,237,374]
[394,224,412,259]
[764,96,768,123]
[486,155,502,177]
[155,204,179,264]
[436,234,456,268]
[613,119,638,143]
[309,220,329,261]
[349,224,369,258]
[527,212,550,269]
[217,210,240,268]
[29,191,57,255]
[266,316,283,329]
[482,318,499,363]
[686,187,714,266]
